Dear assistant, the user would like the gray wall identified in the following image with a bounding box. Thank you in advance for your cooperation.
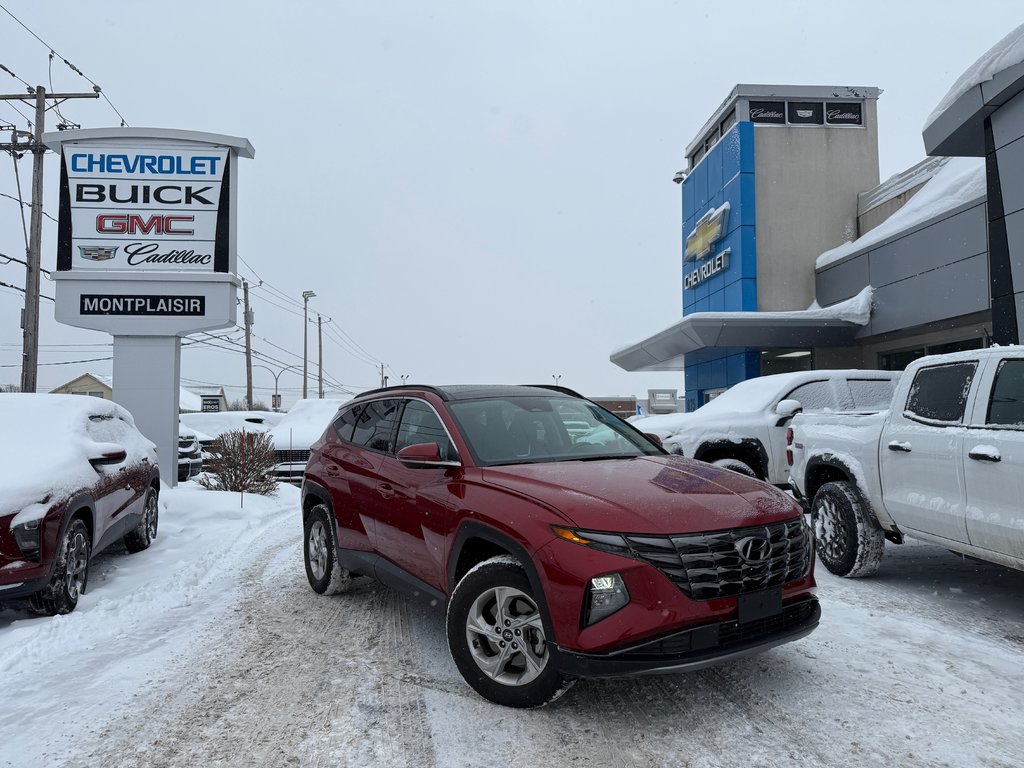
[815,198,989,340]
[990,88,1024,343]
[755,100,879,312]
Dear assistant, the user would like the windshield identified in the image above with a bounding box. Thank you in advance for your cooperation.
[448,395,663,466]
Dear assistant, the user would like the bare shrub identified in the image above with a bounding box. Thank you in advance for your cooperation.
[197,429,278,495]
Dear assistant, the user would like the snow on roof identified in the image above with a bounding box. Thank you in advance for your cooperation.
[816,157,985,270]
[925,23,1024,130]
[85,373,204,412]
[0,394,156,521]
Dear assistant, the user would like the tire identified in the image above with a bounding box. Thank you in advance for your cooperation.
[124,486,159,553]
[811,481,885,578]
[304,504,351,595]
[446,557,573,708]
[30,518,91,616]
[712,457,757,478]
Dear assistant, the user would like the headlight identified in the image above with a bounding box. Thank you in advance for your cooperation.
[552,526,632,556]
[13,519,41,560]
[585,573,630,625]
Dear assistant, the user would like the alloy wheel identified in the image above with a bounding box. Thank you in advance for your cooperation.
[64,530,89,601]
[308,519,329,582]
[465,585,549,686]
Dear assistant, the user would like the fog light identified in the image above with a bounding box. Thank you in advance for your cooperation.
[585,573,629,626]
[13,519,41,561]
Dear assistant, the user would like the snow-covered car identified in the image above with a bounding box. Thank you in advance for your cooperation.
[179,410,282,456]
[268,399,346,484]
[178,427,203,482]
[0,394,161,615]
[632,370,899,485]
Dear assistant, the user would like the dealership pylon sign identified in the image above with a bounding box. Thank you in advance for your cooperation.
[46,128,254,335]
[44,128,254,485]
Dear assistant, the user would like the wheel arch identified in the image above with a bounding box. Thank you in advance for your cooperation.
[693,438,769,480]
[448,521,556,641]
[301,479,333,521]
[804,455,855,504]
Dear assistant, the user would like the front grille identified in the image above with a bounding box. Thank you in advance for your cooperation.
[614,597,818,661]
[623,517,812,600]
[275,449,311,464]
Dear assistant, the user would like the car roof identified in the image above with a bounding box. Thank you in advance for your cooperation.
[352,384,583,402]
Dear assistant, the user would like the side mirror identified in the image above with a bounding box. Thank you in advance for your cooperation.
[774,399,803,427]
[396,442,461,469]
[644,432,663,447]
[89,448,127,468]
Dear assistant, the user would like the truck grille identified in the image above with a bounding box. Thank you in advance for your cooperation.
[275,449,311,464]
[623,517,812,600]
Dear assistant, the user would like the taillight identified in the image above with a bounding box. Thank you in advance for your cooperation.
[786,427,794,466]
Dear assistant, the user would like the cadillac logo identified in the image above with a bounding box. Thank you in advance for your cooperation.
[684,202,730,263]
[735,536,772,564]
[79,245,118,261]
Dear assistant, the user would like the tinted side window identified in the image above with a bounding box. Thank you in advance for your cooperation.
[848,379,897,410]
[396,400,457,460]
[784,381,835,412]
[986,359,1024,427]
[905,362,977,423]
[351,399,401,453]
[333,406,359,442]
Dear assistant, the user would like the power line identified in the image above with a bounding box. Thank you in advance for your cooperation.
[0,2,128,126]
[0,190,56,222]
[0,61,30,90]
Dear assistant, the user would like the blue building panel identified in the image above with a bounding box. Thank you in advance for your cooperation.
[680,121,762,406]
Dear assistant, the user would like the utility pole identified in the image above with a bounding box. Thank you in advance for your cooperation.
[0,86,99,392]
[301,290,316,399]
[380,363,386,388]
[243,280,254,408]
[317,314,323,399]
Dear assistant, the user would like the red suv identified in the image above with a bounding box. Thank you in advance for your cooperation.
[301,385,818,707]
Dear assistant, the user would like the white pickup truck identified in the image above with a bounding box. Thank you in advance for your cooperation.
[788,347,1024,577]
[632,370,899,486]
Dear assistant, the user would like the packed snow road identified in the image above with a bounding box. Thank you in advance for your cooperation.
[3,485,1023,768]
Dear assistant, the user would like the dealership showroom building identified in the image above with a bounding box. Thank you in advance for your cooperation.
[612,31,1024,413]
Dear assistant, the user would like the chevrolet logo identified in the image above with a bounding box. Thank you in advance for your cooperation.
[684,202,730,263]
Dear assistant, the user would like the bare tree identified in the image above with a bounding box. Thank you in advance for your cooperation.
[197,429,277,495]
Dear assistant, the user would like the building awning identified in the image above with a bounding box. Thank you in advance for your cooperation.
[611,288,873,372]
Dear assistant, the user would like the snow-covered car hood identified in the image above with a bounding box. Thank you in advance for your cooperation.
[0,394,157,521]
[481,454,801,534]
[631,410,770,454]
[268,399,346,450]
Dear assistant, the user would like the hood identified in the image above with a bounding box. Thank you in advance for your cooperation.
[481,455,800,534]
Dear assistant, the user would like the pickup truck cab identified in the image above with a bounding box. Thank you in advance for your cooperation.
[633,370,899,486]
[789,347,1024,577]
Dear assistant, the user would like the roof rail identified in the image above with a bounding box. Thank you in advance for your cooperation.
[352,384,451,401]
[520,384,586,399]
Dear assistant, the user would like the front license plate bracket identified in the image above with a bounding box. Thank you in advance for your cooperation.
[738,588,783,623]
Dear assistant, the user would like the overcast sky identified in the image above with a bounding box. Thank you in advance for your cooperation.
[0,1,1019,406]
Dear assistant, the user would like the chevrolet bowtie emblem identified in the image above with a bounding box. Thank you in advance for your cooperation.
[684,202,730,263]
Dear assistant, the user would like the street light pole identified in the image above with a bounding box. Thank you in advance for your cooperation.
[302,290,316,399]
[552,374,562,386]
[251,363,301,411]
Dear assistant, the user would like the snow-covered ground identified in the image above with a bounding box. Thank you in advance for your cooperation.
[3,482,1023,767]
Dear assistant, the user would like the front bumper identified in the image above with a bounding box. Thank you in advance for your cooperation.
[549,595,820,677]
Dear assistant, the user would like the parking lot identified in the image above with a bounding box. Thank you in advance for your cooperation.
[3,485,1021,768]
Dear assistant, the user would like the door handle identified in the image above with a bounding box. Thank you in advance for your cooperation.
[968,448,1001,462]
[887,441,912,452]
[377,483,396,500]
